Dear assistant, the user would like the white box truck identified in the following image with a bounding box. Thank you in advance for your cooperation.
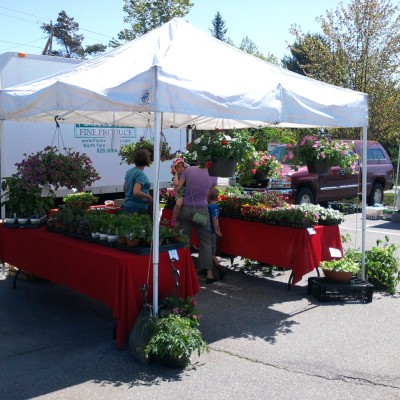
[0,52,187,201]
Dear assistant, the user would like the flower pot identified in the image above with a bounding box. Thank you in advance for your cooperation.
[118,237,127,245]
[5,217,16,224]
[127,239,140,247]
[159,353,190,369]
[30,218,42,225]
[17,218,29,224]
[208,158,237,177]
[254,171,269,181]
[107,234,119,243]
[307,159,330,174]
[99,233,108,240]
[322,269,353,283]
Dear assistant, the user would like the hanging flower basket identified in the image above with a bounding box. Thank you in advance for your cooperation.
[208,158,237,177]
[306,159,330,174]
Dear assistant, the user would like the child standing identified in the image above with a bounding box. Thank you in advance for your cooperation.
[208,188,225,272]
[171,157,186,227]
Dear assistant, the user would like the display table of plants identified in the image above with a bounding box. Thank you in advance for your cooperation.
[47,194,189,255]
[218,187,344,227]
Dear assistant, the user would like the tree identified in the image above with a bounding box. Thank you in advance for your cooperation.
[210,11,227,41]
[284,0,400,149]
[113,0,193,45]
[238,36,279,64]
[282,33,343,84]
[41,11,106,59]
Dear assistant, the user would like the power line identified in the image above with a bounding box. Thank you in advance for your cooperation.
[0,6,115,40]
[0,38,45,51]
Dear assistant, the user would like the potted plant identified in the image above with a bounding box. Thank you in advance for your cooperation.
[319,256,360,283]
[118,136,173,165]
[144,313,208,368]
[287,135,358,174]
[237,150,283,185]
[15,146,101,191]
[63,192,98,210]
[187,129,255,176]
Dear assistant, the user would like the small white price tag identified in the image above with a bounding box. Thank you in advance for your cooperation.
[168,249,179,261]
[307,227,316,235]
[329,247,342,258]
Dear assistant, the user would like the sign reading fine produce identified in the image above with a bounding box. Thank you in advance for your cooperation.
[73,124,137,155]
[74,124,136,138]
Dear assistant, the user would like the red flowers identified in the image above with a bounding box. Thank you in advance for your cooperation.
[205,161,213,169]
[220,140,228,146]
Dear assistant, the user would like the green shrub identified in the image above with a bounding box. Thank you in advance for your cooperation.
[365,237,400,295]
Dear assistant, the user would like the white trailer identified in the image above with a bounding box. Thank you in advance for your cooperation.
[0,52,187,199]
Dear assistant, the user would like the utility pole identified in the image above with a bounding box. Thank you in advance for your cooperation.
[42,21,54,55]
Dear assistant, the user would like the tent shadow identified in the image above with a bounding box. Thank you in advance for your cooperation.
[0,265,314,399]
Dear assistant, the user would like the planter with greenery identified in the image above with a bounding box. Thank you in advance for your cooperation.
[144,313,208,368]
[285,136,358,173]
[118,137,173,165]
[237,150,283,185]
[187,129,254,175]
[320,256,361,283]
[15,146,101,191]
[63,192,98,210]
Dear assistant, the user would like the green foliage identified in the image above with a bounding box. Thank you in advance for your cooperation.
[118,137,172,165]
[341,234,400,295]
[41,10,106,59]
[63,192,98,207]
[237,150,283,186]
[210,11,227,41]
[285,0,400,150]
[114,0,193,44]
[188,129,255,166]
[320,257,360,273]
[1,176,54,217]
[158,295,201,327]
[365,237,400,295]
[252,128,299,151]
[144,314,208,361]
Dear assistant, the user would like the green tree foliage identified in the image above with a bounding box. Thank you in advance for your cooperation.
[238,36,279,64]
[41,11,106,59]
[113,0,193,45]
[210,11,228,41]
[284,0,400,150]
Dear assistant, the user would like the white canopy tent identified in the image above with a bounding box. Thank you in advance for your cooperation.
[0,18,369,307]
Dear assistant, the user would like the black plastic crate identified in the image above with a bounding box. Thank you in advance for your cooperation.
[308,277,374,303]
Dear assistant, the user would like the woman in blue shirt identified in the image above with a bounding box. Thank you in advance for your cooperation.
[122,149,153,213]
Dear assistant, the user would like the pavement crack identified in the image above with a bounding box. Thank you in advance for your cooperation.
[210,347,400,390]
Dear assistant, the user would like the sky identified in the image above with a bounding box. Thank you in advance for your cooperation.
[0,0,349,61]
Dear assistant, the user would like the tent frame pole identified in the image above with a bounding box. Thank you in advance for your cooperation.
[361,126,368,280]
[152,112,161,317]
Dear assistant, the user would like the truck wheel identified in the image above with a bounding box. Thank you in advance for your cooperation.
[367,183,384,206]
[296,188,315,204]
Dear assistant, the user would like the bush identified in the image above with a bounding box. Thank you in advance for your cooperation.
[365,237,400,295]
[342,235,400,295]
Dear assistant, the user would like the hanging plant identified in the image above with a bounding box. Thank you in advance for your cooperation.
[119,137,173,165]
[15,146,101,191]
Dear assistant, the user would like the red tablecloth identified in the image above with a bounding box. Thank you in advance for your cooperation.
[217,218,343,284]
[0,225,200,348]
[161,208,342,285]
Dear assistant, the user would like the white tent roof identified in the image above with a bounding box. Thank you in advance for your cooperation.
[0,18,367,129]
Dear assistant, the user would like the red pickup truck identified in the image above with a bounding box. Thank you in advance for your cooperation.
[268,140,394,205]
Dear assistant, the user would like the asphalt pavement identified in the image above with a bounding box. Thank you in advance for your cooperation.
[0,212,399,400]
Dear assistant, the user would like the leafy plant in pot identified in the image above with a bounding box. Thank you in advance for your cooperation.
[319,256,360,283]
[144,313,209,368]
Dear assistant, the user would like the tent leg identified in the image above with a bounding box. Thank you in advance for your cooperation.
[361,126,368,281]
[152,112,161,317]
